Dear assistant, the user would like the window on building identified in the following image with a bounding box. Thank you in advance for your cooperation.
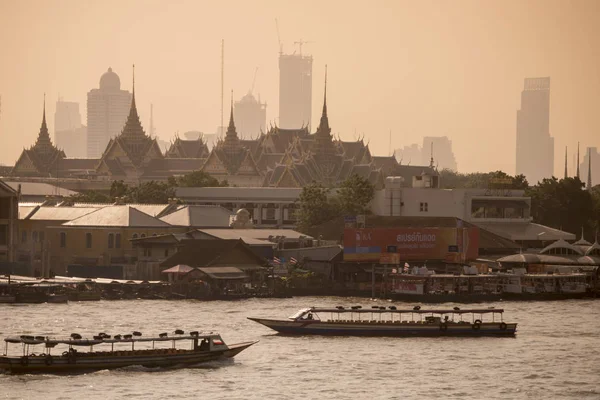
[141,233,146,238]
[419,202,429,212]
[115,233,122,249]
[32,231,38,243]
[86,233,92,249]
[39,231,45,243]
[132,233,139,240]
[108,233,114,249]
[21,231,27,244]
[60,232,67,248]
[164,249,169,257]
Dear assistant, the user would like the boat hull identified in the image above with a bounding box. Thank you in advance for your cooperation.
[248,318,517,337]
[0,341,256,374]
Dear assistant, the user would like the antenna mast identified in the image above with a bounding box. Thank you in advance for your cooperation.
[250,67,259,94]
[221,39,225,138]
[275,18,282,55]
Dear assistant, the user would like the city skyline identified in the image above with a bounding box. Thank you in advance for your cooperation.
[1,0,600,176]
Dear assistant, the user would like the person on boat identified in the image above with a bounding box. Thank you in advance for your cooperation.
[307,313,313,320]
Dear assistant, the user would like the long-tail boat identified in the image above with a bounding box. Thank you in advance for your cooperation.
[248,306,517,337]
[1,330,256,374]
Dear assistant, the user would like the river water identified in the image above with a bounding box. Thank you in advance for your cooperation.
[1,298,599,400]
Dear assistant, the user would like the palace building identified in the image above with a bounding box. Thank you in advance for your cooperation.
[10,68,432,189]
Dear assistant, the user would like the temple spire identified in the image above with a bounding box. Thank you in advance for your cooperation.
[316,65,331,136]
[587,147,592,191]
[120,64,146,138]
[577,142,580,179]
[227,90,235,132]
[223,89,239,152]
[322,65,328,119]
[564,146,568,179]
[35,93,52,146]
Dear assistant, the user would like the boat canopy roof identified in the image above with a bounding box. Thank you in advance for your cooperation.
[4,332,221,346]
[303,307,504,315]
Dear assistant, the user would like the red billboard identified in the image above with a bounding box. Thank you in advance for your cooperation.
[343,227,479,263]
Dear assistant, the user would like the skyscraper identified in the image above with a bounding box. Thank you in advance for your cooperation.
[86,67,132,158]
[421,136,458,171]
[234,92,267,138]
[516,77,554,184]
[278,53,312,129]
[54,100,87,158]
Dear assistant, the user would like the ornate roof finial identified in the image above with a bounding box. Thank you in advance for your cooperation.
[564,146,568,179]
[323,64,328,118]
[228,89,235,131]
[577,142,580,179]
[587,147,592,191]
[42,93,47,128]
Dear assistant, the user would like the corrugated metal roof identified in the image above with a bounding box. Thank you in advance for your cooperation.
[63,205,172,227]
[175,186,302,201]
[27,206,101,221]
[159,205,232,227]
[6,181,78,197]
[197,228,312,241]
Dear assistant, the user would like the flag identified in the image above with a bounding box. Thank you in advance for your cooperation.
[290,257,298,265]
[273,257,281,265]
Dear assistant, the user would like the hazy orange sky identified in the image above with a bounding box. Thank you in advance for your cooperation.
[1,0,599,175]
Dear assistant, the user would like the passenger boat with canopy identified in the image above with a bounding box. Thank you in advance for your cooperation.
[248,306,517,337]
[0,330,257,374]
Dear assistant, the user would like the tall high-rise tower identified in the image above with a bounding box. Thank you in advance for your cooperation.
[86,67,132,158]
[54,100,87,158]
[516,77,554,184]
[278,52,312,129]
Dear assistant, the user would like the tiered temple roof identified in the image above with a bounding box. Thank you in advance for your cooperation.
[11,98,66,177]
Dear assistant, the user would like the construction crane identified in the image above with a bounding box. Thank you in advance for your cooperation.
[275,18,283,55]
[294,40,313,55]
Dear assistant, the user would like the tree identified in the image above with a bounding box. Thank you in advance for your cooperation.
[528,177,594,235]
[128,181,175,204]
[439,169,529,189]
[110,180,130,199]
[337,174,375,216]
[68,191,111,203]
[295,182,338,232]
[169,170,227,188]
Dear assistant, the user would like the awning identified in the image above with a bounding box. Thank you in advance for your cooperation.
[197,266,247,280]
[161,264,194,274]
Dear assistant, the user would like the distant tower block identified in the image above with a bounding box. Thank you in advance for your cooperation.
[87,67,132,158]
[515,77,554,184]
[278,52,313,129]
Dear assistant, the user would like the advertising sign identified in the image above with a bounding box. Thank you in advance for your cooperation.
[344,227,479,262]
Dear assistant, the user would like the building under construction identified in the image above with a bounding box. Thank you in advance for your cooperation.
[279,52,312,129]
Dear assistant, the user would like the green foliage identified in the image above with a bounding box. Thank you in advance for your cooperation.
[528,177,595,236]
[67,191,111,203]
[439,169,529,189]
[110,180,129,199]
[67,170,226,205]
[337,174,375,216]
[295,175,375,232]
[168,170,228,188]
[128,181,176,204]
[295,182,338,232]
